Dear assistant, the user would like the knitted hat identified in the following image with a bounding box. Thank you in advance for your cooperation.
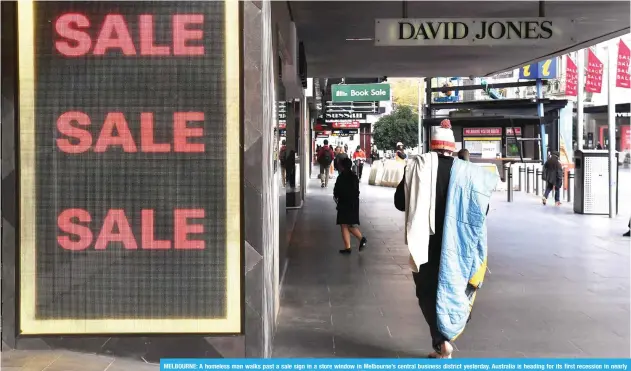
[430,119,456,152]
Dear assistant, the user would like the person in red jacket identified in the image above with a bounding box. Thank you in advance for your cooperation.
[279,140,287,187]
[352,146,366,180]
[316,140,335,188]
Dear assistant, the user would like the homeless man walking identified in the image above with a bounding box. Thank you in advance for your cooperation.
[394,119,498,358]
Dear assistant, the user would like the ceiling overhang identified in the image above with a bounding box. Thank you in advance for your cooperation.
[290,1,630,78]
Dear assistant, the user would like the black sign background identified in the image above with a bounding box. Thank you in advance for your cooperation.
[31,2,229,321]
[324,112,366,121]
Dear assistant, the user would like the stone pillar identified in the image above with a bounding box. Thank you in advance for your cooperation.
[241,0,278,357]
[1,0,18,349]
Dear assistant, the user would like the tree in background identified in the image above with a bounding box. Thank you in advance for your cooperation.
[389,78,421,112]
[372,106,418,151]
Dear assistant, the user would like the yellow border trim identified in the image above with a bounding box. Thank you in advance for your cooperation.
[463,137,502,141]
[19,0,242,335]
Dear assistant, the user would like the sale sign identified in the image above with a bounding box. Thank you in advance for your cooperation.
[565,55,578,97]
[505,127,522,136]
[332,121,360,129]
[585,49,604,93]
[18,1,241,334]
[616,40,630,88]
[463,127,502,136]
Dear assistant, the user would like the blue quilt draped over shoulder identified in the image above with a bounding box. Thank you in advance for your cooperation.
[436,159,499,341]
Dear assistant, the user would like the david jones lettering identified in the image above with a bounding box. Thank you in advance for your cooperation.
[398,20,554,41]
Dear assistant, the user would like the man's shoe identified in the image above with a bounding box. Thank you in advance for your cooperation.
[358,237,367,251]
[542,198,547,205]
[440,342,454,359]
[624,230,630,237]
[428,342,453,359]
[321,183,325,188]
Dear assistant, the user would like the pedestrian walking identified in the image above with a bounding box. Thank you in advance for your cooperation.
[542,151,564,206]
[316,140,335,188]
[334,157,367,254]
[457,148,470,161]
[394,119,498,358]
[334,146,348,178]
[395,142,407,160]
[352,145,367,180]
[279,140,287,187]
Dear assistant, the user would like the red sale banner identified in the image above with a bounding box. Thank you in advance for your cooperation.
[332,121,360,129]
[616,40,630,88]
[565,56,578,97]
[463,127,502,136]
[585,49,603,93]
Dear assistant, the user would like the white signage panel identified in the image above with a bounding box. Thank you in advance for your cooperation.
[375,18,575,46]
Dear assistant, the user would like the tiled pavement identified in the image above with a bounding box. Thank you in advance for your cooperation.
[0,349,160,370]
[2,168,629,368]
[272,166,631,358]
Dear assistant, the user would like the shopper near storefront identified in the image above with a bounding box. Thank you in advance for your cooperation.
[542,151,564,206]
[279,140,287,187]
[458,149,470,161]
[334,146,348,178]
[352,146,367,180]
[395,142,407,160]
[317,140,335,188]
[334,157,367,254]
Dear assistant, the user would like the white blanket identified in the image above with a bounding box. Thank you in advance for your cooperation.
[404,153,438,271]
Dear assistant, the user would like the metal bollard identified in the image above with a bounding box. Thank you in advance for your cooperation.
[518,166,525,191]
[526,166,534,194]
[507,167,514,202]
[567,170,574,203]
[535,168,541,196]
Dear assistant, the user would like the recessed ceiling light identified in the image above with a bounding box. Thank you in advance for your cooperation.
[345,38,373,41]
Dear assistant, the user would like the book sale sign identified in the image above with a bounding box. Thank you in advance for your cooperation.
[18,1,241,335]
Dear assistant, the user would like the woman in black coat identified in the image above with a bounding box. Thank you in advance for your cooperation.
[334,158,367,254]
[542,151,564,206]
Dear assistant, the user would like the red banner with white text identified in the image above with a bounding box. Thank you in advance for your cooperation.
[585,49,604,93]
[565,55,578,96]
[616,40,630,88]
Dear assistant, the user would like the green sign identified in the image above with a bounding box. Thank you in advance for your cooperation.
[331,83,391,102]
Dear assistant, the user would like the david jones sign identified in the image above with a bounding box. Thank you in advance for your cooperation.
[375,18,574,46]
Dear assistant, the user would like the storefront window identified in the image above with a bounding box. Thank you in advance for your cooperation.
[464,139,501,159]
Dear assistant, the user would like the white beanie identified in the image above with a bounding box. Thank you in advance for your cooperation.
[430,119,456,152]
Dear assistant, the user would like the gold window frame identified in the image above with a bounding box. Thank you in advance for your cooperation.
[18,0,242,335]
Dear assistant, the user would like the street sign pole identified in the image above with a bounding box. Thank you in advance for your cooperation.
[576,49,585,150]
[607,42,617,218]
[537,78,546,161]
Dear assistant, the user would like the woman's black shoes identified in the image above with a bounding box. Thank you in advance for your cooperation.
[359,237,367,251]
[339,238,366,254]
[624,230,630,237]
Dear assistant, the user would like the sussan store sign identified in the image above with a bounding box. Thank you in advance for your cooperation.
[331,83,391,102]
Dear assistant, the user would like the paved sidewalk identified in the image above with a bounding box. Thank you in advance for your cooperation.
[273,170,631,358]
[0,349,159,370]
